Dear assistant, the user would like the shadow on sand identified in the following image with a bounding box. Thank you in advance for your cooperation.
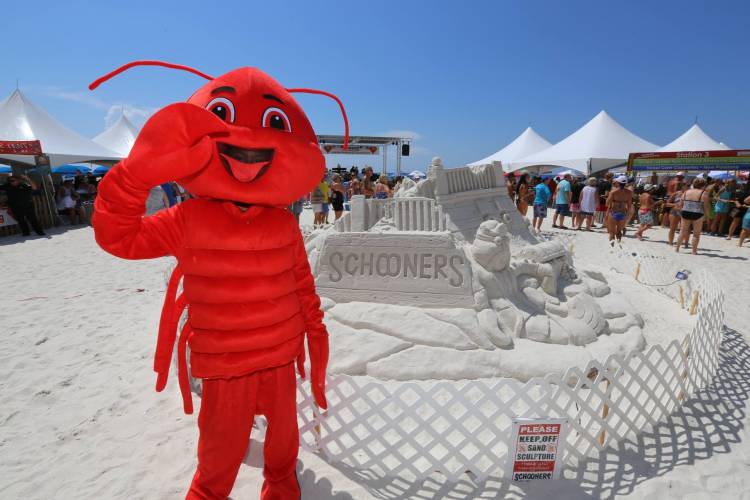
[313,327,749,499]
[0,224,88,246]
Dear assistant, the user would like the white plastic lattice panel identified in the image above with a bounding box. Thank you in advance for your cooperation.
[295,268,724,482]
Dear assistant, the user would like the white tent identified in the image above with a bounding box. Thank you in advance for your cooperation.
[659,123,729,152]
[468,126,552,169]
[93,114,139,157]
[0,89,121,167]
[508,110,659,175]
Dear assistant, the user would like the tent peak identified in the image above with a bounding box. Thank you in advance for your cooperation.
[659,122,728,152]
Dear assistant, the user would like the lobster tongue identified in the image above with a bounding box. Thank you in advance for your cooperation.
[220,153,271,182]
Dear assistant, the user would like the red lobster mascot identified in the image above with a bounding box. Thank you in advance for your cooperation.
[90,60,347,499]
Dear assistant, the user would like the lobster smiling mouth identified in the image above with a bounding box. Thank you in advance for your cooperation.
[218,144,274,183]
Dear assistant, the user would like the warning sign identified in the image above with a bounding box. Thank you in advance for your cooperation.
[509,418,568,481]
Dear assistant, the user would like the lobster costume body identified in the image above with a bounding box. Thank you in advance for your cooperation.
[91,62,347,499]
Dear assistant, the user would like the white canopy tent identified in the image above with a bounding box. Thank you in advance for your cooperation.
[468,126,552,169]
[93,114,139,157]
[658,123,729,152]
[0,89,121,167]
[508,110,659,175]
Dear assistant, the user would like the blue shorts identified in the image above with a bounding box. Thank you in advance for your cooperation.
[743,211,750,231]
[555,204,570,216]
[611,211,627,222]
[321,203,329,213]
[534,204,547,218]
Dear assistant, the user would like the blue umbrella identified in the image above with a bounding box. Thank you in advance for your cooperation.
[92,164,111,175]
[52,164,92,175]
[0,164,11,174]
[541,166,586,178]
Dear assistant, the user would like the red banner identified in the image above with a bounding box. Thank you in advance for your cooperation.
[0,140,42,155]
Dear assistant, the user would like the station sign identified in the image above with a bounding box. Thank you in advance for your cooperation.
[628,149,750,172]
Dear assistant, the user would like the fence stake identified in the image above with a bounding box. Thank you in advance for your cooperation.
[677,336,691,402]
[679,285,685,309]
[634,262,641,282]
[689,290,699,315]
[598,377,611,446]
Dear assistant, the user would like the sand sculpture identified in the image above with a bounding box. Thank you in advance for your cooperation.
[306,158,646,381]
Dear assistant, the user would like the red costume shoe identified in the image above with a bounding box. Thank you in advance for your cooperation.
[90,61,347,499]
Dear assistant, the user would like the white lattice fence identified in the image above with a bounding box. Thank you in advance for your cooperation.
[296,271,724,480]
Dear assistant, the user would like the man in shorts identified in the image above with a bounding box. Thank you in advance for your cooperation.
[552,173,572,229]
[532,176,551,231]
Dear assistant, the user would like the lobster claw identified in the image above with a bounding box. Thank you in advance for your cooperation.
[120,103,230,188]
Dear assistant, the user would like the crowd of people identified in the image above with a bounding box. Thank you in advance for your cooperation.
[3,164,750,254]
[0,171,195,237]
[508,170,750,254]
[301,165,405,226]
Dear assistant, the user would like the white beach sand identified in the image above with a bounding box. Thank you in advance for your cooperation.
[1,210,748,499]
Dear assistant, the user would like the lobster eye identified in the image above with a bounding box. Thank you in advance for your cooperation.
[262,107,291,132]
[206,97,235,123]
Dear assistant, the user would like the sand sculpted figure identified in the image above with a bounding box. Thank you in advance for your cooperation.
[89,60,348,499]
[467,220,610,347]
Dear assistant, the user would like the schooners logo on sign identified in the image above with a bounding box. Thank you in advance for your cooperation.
[509,418,568,481]
[314,232,475,308]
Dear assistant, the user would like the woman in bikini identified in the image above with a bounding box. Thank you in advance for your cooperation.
[666,182,686,247]
[676,177,711,255]
[605,176,632,245]
[515,173,531,217]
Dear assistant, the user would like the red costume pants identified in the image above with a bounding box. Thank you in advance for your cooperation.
[187,363,300,500]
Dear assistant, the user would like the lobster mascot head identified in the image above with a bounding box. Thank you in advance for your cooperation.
[90,60,349,205]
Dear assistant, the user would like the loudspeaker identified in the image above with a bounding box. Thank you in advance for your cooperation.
[401,143,410,156]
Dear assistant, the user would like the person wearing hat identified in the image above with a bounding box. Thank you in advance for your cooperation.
[605,175,632,245]
[635,184,656,240]
[0,174,45,236]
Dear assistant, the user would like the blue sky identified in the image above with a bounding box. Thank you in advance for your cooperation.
[2,0,749,171]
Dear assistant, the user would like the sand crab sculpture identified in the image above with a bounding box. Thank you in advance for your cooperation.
[309,159,646,382]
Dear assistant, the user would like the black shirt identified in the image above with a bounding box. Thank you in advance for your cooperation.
[0,183,38,206]
[571,183,584,204]
[597,180,612,202]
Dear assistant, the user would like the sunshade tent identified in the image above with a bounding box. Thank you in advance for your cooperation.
[0,90,121,167]
[93,114,138,157]
[508,111,658,175]
[0,164,10,174]
[468,126,552,170]
[407,170,426,179]
[52,164,92,175]
[92,165,110,175]
[659,123,729,152]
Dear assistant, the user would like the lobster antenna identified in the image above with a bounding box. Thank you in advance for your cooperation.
[89,60,214,90]
[287,88,349,150]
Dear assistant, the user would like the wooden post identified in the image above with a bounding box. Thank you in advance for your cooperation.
[679,285,685,309]
[313,404,323,448]
[677,336,691,402]
[587,368,611,446]
[598,378,611,445]
[689,290,699,315]
[634,262,641,282]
